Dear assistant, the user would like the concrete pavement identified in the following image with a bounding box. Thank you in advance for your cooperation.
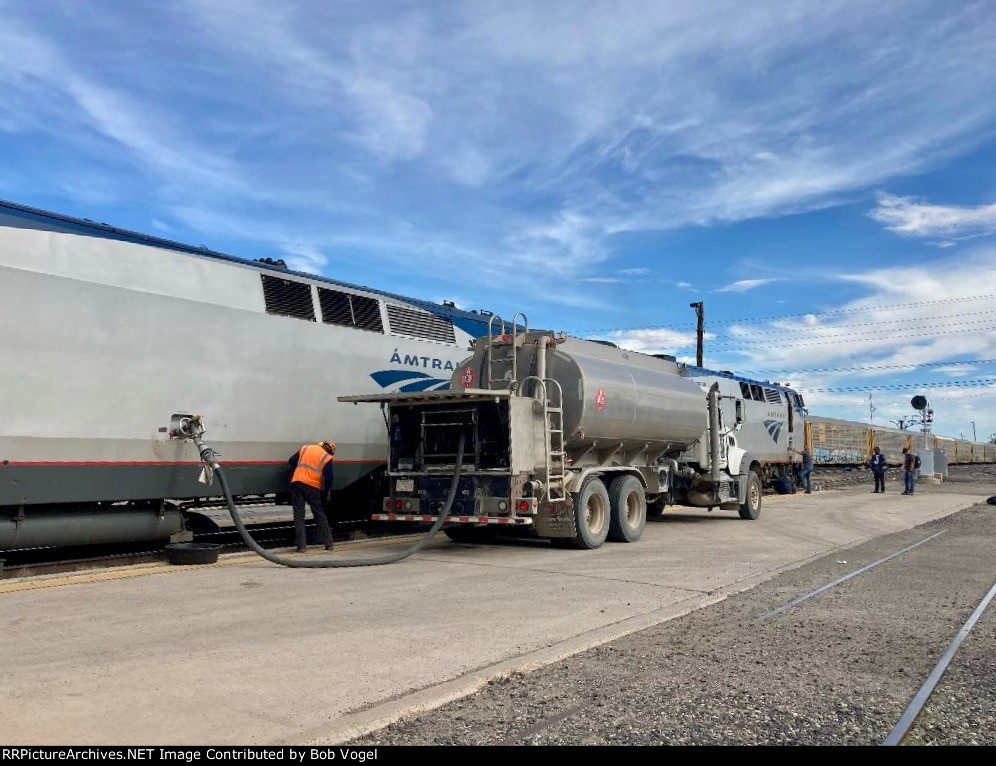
[0,489,979,745]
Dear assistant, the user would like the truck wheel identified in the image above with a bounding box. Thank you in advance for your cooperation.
[607,475,646,543]
[738,471,762,520]
[569,477,611,549]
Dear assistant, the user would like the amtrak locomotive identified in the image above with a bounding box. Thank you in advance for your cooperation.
[0,199,492,549]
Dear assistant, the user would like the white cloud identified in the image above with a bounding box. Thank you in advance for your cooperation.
[279,243,328,274]
[605,328,715,355]
[717,278,776,293]
[8,0,985,288]
[3,0,996,318]
[604,248,996,436]
[870,193,996,241]
[933,364,976,378]
[705,248,996,436]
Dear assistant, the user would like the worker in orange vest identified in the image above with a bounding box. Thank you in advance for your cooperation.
[287,441,336,552]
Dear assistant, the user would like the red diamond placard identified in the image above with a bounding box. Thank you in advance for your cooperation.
[595,387,607,411]
[460,366,478,388]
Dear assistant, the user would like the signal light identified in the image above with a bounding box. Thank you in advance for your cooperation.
[404,501,413,510]
[394,499,404,510]
[517,500,530,512]
[384,498,391,510]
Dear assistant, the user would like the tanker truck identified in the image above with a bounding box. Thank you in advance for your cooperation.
[340,323,769,549]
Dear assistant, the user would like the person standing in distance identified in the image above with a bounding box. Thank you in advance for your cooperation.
[868,446,887,493]
[287,441,336,552]
[901,447,918,495]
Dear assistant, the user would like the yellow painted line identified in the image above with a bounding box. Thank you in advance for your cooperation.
[0,534,423,595]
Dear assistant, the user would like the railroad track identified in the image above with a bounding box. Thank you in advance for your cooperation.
[486,519,996,746]
[754,529,996,746]
[0,518,409,580]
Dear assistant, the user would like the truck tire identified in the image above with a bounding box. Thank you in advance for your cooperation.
[738,471,762,520]
[569,477,611,549]
[607,475,646,543]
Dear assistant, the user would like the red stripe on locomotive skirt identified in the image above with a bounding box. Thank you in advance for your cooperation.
[4,459,386,467]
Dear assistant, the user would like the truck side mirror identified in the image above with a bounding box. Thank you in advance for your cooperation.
[735,399,745,426]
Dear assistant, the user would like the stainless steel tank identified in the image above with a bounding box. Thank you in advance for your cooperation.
[453,334,707,454]
[551,337,706,452]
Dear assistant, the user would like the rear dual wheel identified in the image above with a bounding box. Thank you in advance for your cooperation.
[568,477,611,549]
[608,475,646,543]
[567,475,647,549]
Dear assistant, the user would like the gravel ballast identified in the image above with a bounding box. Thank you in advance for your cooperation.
[353,475,996,745]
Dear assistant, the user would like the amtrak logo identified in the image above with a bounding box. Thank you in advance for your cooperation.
[371,349,460,392]
[371,369,450,392]
[764,419,784,442]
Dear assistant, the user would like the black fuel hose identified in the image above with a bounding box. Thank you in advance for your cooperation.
[192,432,464,568]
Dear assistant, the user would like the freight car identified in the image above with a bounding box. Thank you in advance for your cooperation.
[806,416,994,467]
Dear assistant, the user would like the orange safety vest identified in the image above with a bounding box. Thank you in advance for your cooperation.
[291,444,333,489]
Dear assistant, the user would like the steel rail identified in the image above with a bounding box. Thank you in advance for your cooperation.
[883,578,996,746]
[756,531,946,622]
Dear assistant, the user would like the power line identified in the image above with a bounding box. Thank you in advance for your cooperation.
[703,322,996,351]
[572,292,996,336]
[599,310,996,347]
[739,359,996,376]
[719,309,996,338]
[710,293,996,328]
[802,378,996,393]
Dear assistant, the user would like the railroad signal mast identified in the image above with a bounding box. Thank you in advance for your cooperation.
[911,395,933,449]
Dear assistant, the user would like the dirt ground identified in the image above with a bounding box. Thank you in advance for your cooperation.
[354,470,996,745]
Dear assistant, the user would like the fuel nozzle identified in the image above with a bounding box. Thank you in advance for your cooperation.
[167,413,217,472]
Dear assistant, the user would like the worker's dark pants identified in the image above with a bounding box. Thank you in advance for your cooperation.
[799,467,812,492]
[290,481,334,550]
[873,472,886,492]
[904,470,916,494]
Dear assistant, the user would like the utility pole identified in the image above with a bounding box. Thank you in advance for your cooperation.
[689,302,704,367]
[971,421,977,441]
[868,393,876,425]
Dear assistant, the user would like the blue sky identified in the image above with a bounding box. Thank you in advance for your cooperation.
[2,0,995,439]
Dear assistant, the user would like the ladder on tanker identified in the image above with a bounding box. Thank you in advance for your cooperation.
[486,312,528,390]
[524,376,567,503]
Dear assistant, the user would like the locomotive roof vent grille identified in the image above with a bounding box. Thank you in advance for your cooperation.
[764,388,783,404]
[387,304,456,343]
[318,287,384,333]
[261,274,315,321]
